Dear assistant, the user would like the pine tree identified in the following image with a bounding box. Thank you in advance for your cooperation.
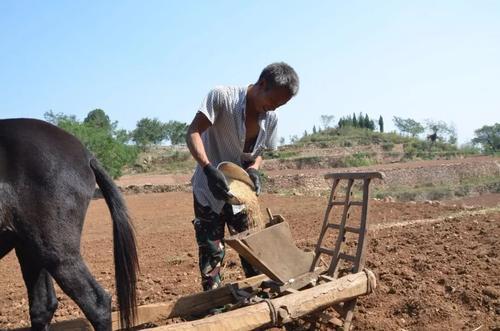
[364,114,370,129]
[312,125,317,134]
[352,113,357,127]
[379,116,384,132]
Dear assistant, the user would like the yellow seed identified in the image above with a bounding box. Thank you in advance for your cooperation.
[227,179,264,230]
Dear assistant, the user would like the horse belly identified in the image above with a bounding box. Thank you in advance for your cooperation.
[0,182,16,232]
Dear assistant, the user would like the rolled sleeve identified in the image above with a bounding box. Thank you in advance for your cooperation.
[198,87,226,124]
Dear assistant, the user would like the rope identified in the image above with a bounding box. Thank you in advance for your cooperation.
[264,298,278,326]
[363,268,376,294]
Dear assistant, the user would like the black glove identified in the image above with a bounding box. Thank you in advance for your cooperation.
[203,164,231,200]
[246,168,262,196]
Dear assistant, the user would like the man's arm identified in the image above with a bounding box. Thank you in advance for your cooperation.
[186,112,233,200]
[186,112,212,167]
[246,156,263,195]
[246,156,263,170]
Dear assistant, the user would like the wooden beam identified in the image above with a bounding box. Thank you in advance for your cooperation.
[112,274,267,329]
[14,274,268,331]
[13,318,92,331]
[148,270,377,331]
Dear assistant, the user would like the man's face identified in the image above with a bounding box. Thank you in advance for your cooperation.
[253,83,292,113]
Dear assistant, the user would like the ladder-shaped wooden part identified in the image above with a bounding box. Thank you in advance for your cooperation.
[310,171,384,330]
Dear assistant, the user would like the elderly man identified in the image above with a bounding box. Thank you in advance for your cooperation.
[186,62,299,290]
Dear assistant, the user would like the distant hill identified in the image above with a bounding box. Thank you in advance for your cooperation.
[123,127,481,175]
[262,127,478,169]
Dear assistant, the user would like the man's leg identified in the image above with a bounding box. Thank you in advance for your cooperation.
[192,196,226,291]
[223,204,261,278]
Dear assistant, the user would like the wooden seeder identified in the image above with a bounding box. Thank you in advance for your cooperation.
[15,171,383,331]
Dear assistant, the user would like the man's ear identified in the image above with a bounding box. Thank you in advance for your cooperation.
[257,79,267,90]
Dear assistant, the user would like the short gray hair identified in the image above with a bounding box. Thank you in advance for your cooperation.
[258,62,299,96]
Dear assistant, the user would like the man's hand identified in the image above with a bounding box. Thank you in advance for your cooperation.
[203,164,231,200]
[246,168,262,196]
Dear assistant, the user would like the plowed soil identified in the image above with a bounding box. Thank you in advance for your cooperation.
[1,188,499,330]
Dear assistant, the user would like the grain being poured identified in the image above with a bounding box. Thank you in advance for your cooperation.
[227,179,264,230]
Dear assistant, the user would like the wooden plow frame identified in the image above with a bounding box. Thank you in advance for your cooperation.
[13,171,383,331]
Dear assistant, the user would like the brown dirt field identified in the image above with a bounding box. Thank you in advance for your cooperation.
[354,209,500,331]
[115,173,192,187]
[1,190,498,330]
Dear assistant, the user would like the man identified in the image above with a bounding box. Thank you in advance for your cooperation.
[186,62,299,290]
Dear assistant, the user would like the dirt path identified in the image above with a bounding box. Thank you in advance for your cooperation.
[115,156,499,186]
[115,173,192,186]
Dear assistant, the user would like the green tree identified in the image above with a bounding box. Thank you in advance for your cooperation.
[44,110,77,126]
[393,116,424,137]
[364,114,370,129]
[132,118,167,149]
[289,134,299,144]
[312,125,317,134]
[338,116,351,128]
[424,119,456,142]
[352,113,357,127]
[320,115,335,130]
[115,129,131,144]
[359,112,365,128]
[472,123,500,154]
[379,115,384,133]
[369,119,375,131]
[84,109,112,132]
[165,120,188,145]
[44,110,138,178]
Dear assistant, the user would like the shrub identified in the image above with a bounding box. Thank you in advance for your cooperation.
[45,111,138,178]
[403,144,417,159]
[264,150,299,159]
[382,142,394,151]
[297,156,322,168]
[427,188,453,200]
[341,152,375,167]
[388,152,401,158]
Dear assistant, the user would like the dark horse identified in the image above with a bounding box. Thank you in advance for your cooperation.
[0,119,138,330]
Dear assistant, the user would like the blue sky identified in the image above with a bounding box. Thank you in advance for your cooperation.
[1,1,499,143]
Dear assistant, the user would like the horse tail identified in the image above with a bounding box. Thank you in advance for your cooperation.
[90,158,138,329]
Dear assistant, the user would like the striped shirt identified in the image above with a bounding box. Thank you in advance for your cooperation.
[191,86,279,214]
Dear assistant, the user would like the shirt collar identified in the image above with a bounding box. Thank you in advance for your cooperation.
[241,86,267,131]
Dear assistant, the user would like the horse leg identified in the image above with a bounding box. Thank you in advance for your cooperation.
[16,249,58,331]
[0,231,16,259]
[49,256,112,331]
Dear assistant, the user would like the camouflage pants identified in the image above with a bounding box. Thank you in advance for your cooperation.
[192,195,260,291]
